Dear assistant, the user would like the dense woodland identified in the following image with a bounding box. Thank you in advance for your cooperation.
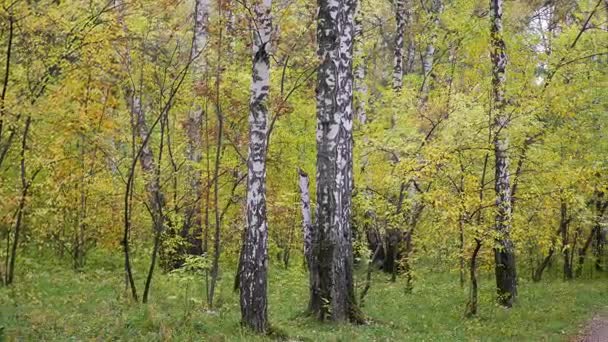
[0,0,607,338]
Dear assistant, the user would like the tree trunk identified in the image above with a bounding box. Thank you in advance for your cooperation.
[465,239,482,317]
[310,0,362,323]
[298,168,313,267]
[116,0,170,302]
[560,200,574,280]
[419,0,441,107]
[576,225,597,277]
[490,0,517,308]
[393,0,406,91]
[6,116,31,286]
[354,1,367,125]
[182,0,211,258]
[404,1,415,74]
[239,0,272,333]
[208,5,225,307]
[459,212,465,287]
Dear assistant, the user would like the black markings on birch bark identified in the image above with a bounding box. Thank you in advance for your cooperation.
[490,0,517,308]
[393,0,406,91]
[239,0,272,333]
[310,0,362,323]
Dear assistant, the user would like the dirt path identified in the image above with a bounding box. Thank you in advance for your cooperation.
[574,314,608,342]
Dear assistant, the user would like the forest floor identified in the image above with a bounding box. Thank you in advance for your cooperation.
[1,249,607,341]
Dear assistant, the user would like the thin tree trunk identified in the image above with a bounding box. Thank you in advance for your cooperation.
[404,1,415,74]
[6,116,31,286]
[459,212,465,287]
[208,6,225,307]
[239,0,272,332]
[116,0,168,302]
[560,199,573,280]
[490,0,517,308]
[465,239,482,317]
[298,168,313,267]
[182,0,211,258]
[419,0,441,107]
[360,243,381,306]
[533,226,561,282]
[354,0,367,124]
[142,105,170,304]
[0,14,14,169]
[533,248,555,282]
[393,0,406,91]
[576,225,597,277]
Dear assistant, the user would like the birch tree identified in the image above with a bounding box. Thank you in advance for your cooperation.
[310,0,362,323]
[490,0,517,307]
[182,0,211,257]
[419,0,441,106]
[393,0,406,91]
[239,0,272,332]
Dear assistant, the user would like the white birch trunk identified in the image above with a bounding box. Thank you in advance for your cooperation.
[239,0,272,333]
[490,0,517,308]
[419,0,441,107]
[393,0,406,91]
[298,168,313,266]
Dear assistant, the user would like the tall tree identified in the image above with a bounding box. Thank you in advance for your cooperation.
[182,0,211,257]
[393,0,406,91]
[309,0,362,323]
[239,0,272,333]
[354,0,367,124]
[490,0,517,307]
[419,0,441,106]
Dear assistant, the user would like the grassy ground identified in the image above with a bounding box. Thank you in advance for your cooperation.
[1,250,607,341]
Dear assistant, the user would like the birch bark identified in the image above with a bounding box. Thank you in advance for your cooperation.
[490,0,517,308]
[310,0,361,323]
[239,0,272,332]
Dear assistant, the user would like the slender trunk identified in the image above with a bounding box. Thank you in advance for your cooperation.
[465,239,482,317]
[359,243,381,306]
[142,105,169,304]
[182,0,211,257]
[204,86,212,299]
[533,226,561,282]
[354,1,367,124]
[404,1,415,74]
[76,135,87,270]
[116,0,168,302]
[208,8,225,307]
[419,0,441,107]
[239,0,272,332]
[490,0,517,308]
[594,228,604,271]
[0,14,13,154]
[576,225,597,277]
[393,0,406,91]
[299,168,313,268]
[123,140,138,300]
[560,200,573,280]
[532,248,555,282]
[459,213,465,287]
[6,117,31,285]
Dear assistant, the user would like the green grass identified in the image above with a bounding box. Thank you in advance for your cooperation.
[1,250,607,341]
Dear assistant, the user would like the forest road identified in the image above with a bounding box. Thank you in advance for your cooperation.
[574,313,608,342]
